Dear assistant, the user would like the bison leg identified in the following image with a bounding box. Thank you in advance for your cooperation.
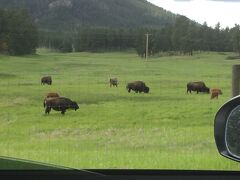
[187,89,191,94]
[61,110,66,115]
[128,88,131,93]
[211,96,216,100]
[45,107,51,114]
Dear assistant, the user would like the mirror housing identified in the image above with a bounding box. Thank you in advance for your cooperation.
[214,95,240,162]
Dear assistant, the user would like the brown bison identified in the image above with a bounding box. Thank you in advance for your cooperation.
[210,88,223,99]
[43,92,60,107]
[187,81,210,94]
[126,81,149,93]
[41,76,52,85]
[44,97,79,115]
[109,77,118,87]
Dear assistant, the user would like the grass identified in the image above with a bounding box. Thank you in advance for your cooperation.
[0,49,240,170]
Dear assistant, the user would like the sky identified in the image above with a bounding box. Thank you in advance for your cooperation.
[147,0,240,28]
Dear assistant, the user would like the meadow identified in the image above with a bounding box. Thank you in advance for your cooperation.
[0,49,240,170]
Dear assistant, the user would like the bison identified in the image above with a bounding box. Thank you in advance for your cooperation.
[109,77,118,87]
[43,92,60,107]
[44,97,79,115]
[126,81,149,93]
[187,81,210,94]
[210,88,223,99]
[41,76,52,85]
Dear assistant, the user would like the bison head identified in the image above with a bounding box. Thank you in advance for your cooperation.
[203,87,210,94]
[144,86,150,93]
[70,101,79,111]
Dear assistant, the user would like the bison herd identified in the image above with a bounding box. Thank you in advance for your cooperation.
[41,75,222,115]
[109,78,150,94]
[41,76,79,115]
[186,81,222,99]
[43,92,79,115]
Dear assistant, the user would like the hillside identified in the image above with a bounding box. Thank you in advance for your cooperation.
[0,0,178,30]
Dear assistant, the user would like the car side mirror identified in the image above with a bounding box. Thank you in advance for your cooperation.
[214,95,240,162]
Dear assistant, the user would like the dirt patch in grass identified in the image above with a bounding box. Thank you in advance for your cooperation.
[226,56,240,60]
[12,97,29,105]
[17,82,35,86]
[0,73,17,79]
[58,63,107,68]
[0,97,29,107]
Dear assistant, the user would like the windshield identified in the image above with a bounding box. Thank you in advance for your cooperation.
[0,0,240,170]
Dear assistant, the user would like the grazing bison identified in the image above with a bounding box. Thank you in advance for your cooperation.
[210,88,223,99]
[41,76,52,85]
[126,81,149,93]
[43,92,60,107]
[187,81,210,94]
[109,77,118,87]
[44,97,79,115]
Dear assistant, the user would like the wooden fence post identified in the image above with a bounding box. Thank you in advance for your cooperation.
[232,65,240,97]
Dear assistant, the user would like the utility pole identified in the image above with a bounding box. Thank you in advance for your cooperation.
[145,32,151,60]
[71,23,78,52]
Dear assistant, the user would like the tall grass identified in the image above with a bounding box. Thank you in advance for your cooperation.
[0,50,240,169]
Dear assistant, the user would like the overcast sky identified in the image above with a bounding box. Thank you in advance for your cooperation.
[147,0,240,28]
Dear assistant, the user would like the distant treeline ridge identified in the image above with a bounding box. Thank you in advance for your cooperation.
[0,9,240,56]
[39,16,240,56]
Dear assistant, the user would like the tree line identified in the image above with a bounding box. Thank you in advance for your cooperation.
[38,27,137,53]
[143,16,240,57]
[0,9,38,55]
[0,9,240,57]
[39,15,240,57]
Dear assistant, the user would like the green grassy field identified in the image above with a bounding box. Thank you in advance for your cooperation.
[0,49,240,170]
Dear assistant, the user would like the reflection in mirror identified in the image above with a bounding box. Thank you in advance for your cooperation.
[226,105,240,157]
